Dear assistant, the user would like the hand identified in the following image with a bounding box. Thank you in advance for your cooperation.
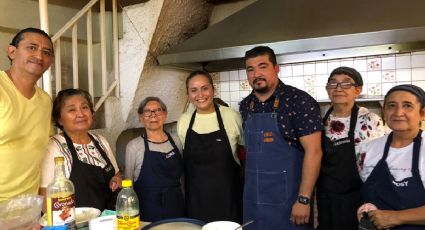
[357,203,378,220]
[109,173,122,192]
[369,210,400,229]
[290,201,310,225]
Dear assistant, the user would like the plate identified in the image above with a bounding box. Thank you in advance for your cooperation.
[202,221,241,230]
[141,218,205,230]
[40,207,101,228]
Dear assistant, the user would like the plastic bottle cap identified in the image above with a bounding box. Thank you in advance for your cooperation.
[122,179,132,188]
[54,156,65,163]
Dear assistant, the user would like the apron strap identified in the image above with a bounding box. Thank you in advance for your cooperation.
[412,130,423,177]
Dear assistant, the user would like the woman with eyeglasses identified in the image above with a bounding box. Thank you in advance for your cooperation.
[177,70,244,223]
[125,97,184,222]
[357,85,425,229]
[316,67,386,230]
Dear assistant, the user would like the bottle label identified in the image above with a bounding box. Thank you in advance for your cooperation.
[117,214,140,230]
[47,193,76,229]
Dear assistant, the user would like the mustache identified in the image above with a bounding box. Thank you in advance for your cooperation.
[253,78,266,84]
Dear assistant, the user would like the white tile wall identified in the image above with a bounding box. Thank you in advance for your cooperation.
[216,51,425,107]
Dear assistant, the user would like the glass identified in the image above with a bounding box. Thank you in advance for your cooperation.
[326,82,357,89]
[142,108,164,117]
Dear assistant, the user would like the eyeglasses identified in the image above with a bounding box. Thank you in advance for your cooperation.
[326,82,357,89]
[142,108,164,117]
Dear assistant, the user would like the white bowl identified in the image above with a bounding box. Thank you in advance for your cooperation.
[202,221,241,230]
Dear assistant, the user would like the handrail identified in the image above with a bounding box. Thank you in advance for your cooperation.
[47,0,120,113]
[51,0,99,42]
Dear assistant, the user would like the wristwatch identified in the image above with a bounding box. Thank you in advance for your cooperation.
[297,195,310,205]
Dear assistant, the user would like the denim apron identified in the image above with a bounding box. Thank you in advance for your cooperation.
[243,98,312,230]
[362,130,425,230]
[133,131,185,222]
[64,132,116,211]
[317,105,363,230]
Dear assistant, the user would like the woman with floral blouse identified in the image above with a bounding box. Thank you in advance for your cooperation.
[316,67,387,230]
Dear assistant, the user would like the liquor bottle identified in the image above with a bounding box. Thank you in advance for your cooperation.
[116,180,140,230]
[46,156,77,230]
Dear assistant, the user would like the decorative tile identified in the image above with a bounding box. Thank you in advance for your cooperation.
[304,75,316,87]
[219,71,230,81]
[213,83,220,93]
[382,71,396,82]
[396,69,412,83]
[316,62,328,74]
[280,64,292,77]
[239,80,250,90]
[305,87,317,98]
[220,81,229,91]
[238,69,247,80]
[214,89,220,98]
[211,72,220,82]
[412,68,425,81]
[229,70,239,81]
[304,63,315,75]
[367,58,381,71]
[230,102,239,111]
[367,84,382,96]
[353,58,367,71]
[292,64,304,76]
[395,54,411,69]
[381,55,396,70]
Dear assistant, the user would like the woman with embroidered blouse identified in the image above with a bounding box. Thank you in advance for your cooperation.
[316,67,386,230]
[40,89,121,211]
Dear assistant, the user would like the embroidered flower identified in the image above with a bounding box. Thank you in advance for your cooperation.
[330,120,345,134]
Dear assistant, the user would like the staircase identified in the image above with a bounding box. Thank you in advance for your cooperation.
[41,0,120,112]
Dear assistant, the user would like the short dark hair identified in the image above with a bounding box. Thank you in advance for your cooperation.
[185,70,215,94]
[10,27,53,48]
[244,46,277,66]
[52,88,94,130]
[137,97,168,115]
[8,27,54,62]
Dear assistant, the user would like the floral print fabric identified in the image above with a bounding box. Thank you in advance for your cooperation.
[324,106,387,159]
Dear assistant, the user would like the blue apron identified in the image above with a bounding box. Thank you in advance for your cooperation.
[362,130,425,230]
[243,98,312,230]
[134,131,185,222]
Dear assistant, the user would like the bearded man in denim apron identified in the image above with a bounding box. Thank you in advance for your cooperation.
[239,46,323,230]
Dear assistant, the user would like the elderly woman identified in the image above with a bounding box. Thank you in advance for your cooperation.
[40,88,121,211]
[125,97,184,222]
[177,70,244,223]
[316,67,386,230]
[358,84,425,230]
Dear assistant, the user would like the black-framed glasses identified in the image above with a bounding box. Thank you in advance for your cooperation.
[326,82,357,89]
[142,108,164,117]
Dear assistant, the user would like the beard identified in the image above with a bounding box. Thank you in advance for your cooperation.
[252,78,269,93]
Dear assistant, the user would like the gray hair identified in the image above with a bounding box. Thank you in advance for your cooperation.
[137,97,167,114]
